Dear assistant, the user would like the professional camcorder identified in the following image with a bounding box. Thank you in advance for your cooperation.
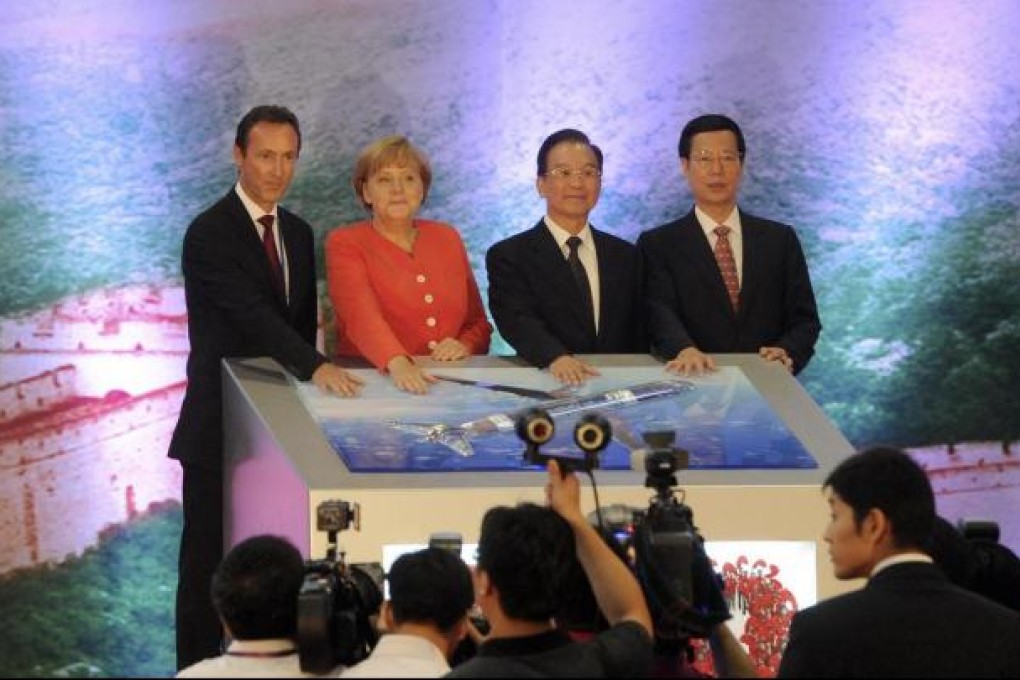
[512,410,730,657]
[929,516,1020,613]
[297,500,384,674]
[626,431,731,655]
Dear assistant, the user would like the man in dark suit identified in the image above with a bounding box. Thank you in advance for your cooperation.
[777,446,1020,677]
[170,105,363,670]
[638,114,821,375]
[486,129,646,385]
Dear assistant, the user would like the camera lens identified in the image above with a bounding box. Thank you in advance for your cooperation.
[515,408,555,445]
[574,414,612,453]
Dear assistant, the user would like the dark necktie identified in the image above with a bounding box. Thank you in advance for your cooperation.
[566,236,595,332]
[713,225,740,311]
[258,214,285,298]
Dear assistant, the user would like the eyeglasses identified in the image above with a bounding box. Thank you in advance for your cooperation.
[545,166,602,180]
[690,151,741,170]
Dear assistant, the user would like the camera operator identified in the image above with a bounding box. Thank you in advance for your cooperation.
[607,431,754,678]
[178,534,341,678]
[590,506,756,679]
[445,459,654,678]
[343,547,475,677]
[926,515,1020,613]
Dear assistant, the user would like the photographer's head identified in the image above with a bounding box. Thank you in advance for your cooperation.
[211,534,304,641]
[822,446,935,580]
[448,462,654,677]
[385,547,474,655]
[475,502,576,624]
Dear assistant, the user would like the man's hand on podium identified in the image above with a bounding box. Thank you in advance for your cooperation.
[665,347,717,376]
[312,362,364,397]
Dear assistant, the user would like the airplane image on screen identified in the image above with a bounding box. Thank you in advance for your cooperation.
[389,378,696,458]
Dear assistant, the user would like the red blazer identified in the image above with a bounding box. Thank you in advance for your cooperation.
[325,219,492,369]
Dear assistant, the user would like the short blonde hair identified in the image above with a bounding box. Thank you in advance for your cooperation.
[351,135,432,211]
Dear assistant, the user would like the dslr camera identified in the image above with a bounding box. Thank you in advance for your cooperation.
[297,500,384,674]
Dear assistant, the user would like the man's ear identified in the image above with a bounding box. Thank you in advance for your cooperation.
[861,507,892,546]
[536,175,547,198]
[232,145,244,170]
[380,600,395,632]
[473,566,492,597]
[679,157,690,179]
[453,615,469,643]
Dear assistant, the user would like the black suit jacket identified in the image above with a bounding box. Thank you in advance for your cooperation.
[486,220,647,368]
[637,208,821,373]
[778,562,1020,677]
[169,189,326,471]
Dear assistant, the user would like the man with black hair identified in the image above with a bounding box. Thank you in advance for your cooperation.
[777,446,1020,677]
[445,460,654,677]
[638,113,821,376]
[343,547,475,677]
[486,128,646,386]
[177,534,335,678]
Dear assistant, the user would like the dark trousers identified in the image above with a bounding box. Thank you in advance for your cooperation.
[176,463,224,670]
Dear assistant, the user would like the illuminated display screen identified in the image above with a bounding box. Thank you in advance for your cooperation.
[296,365,817,473]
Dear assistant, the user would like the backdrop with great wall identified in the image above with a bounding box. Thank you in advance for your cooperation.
[1,1,1018,676]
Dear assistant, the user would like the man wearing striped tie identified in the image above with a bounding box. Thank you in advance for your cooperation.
[637,114,821,376]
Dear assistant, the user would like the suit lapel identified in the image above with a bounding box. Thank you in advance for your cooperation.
[227,189,289,311]
[526,222,596,338]
[591,227,619,341]
[678,212,736,317]
[737,210,762,319]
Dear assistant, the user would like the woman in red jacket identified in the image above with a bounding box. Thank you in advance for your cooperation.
[325,136,492,394]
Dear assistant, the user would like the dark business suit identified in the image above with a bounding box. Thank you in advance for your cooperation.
[778,562,1020,677]
[169,188,327,668]
[637,208,821,373]
[486,220,646,367]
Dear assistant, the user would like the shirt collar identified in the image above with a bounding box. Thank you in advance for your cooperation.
[543,215,593,251]
[235,181,277,227]
[870,551,933,577]
[225,638,297,656]
[694,205,741,239]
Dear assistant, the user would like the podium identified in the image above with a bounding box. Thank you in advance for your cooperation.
[222,354,855,601]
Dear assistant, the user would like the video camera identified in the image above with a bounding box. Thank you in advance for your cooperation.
[297,500,384,674]
[930,516,1020,613]
[626,431,731,655]
[512,410,731,656]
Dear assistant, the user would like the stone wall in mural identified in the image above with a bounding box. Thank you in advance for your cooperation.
[0,285,186,574]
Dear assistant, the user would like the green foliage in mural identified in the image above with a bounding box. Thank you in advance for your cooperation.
[0,505,179,678]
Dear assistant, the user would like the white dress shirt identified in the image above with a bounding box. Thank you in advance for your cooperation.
[694,205,743,287]
[341,634,450,678]
[236,181,291,300]
[543,216,601,332]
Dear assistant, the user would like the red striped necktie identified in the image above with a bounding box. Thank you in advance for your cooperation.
[713,225,740,311]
